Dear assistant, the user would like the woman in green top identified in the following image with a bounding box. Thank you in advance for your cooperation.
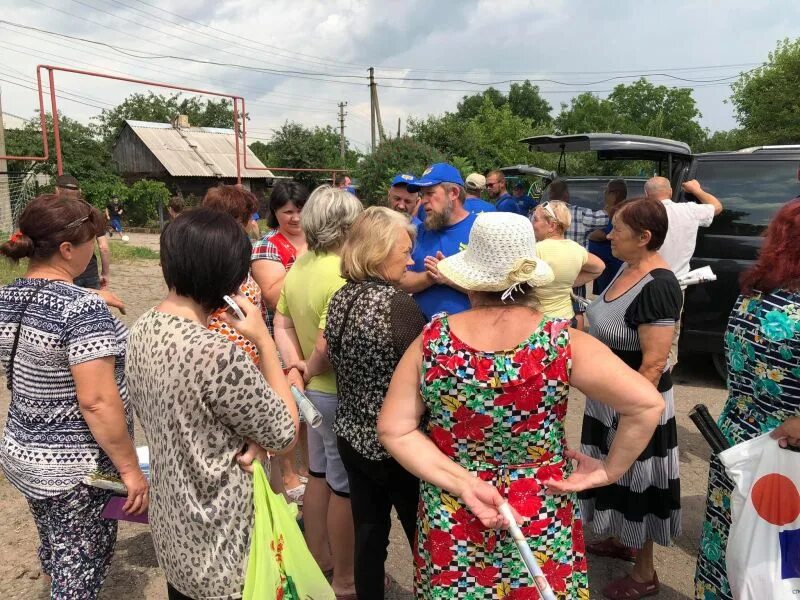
[274,185,363,600]
[532,201,604,322]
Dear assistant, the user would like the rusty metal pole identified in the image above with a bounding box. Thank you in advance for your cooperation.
[47,69,63,176]
[232,98,241,185]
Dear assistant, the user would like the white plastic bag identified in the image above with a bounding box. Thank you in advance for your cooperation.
[719,432,800,599]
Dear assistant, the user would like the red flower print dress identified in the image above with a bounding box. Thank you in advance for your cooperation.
[414,314,588,600]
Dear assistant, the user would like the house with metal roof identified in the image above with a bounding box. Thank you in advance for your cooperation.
[111,117,277,202]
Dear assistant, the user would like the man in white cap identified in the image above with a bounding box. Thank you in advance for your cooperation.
[463,173,497,215]
[399,163,477,319]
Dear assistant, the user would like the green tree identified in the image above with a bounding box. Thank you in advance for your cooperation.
[456,87,506,120]
[5,112,114,182]
[555,79,707,148]
[80,177,130,212]
[554,92,623,135]
[507,81,553,127]
[695,129,753,152]
[95,92,236,144]
[354,136,445,204]
[409,98,541,174]
[607,79,706,147]
[249,122,359,190]
[731,38,800,144]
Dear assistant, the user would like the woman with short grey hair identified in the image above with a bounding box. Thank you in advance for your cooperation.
[274,185,362,599]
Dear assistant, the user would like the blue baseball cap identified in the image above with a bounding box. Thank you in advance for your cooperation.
[407,163,464,192]
[390,173,418,187]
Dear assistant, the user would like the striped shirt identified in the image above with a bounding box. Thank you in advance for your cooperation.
[0,279,130,499]
[566,204,609,248]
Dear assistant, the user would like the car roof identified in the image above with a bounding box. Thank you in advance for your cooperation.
[519,133,692,160]
[697,145,800,159]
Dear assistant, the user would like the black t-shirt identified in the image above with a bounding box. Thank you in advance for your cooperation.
[106,202,121,219]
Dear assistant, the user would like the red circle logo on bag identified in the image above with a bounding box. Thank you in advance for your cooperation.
[751,473,800,526]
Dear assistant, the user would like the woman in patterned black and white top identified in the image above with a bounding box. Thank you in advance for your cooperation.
[0,194,148,599]
[579,198,683,600]
[325,207,427,599]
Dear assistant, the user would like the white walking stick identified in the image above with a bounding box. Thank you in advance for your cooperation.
[498,502,557,600]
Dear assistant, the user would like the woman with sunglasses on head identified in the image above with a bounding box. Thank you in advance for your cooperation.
[0,194,148,599]
[531,200,605,324]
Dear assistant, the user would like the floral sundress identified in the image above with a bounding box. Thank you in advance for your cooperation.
[415,314,588,600]
[694,290,800,600]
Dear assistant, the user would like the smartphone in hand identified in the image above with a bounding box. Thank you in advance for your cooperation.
[223,295,245,320]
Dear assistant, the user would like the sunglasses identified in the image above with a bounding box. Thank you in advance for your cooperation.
[540,201,558,221]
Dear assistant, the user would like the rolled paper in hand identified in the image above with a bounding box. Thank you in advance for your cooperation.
[291,385,323,429]
[498,502,557,600]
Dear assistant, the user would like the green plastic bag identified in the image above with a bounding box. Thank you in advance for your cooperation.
[243,460,335,600]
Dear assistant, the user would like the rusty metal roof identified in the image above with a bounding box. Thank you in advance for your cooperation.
[123,120,275,178]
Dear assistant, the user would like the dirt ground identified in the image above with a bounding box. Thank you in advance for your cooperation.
[0,233,728,599]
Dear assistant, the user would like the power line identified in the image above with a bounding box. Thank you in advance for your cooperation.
[0,32,340,115]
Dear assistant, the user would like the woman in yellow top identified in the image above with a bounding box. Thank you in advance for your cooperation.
[532,201,605,321]
[274,185,363,600]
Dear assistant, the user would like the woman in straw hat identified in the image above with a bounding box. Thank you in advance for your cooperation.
[378,212,665,599]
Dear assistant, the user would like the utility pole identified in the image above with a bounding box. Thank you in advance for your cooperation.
[0,88,12,233]
[337,101,347,161]
[397,117,401,139]
[368,67,376,152]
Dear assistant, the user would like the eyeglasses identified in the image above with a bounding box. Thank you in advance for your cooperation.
[485,182,498,188]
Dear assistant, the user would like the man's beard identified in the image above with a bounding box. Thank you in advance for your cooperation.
[425,201,453,230]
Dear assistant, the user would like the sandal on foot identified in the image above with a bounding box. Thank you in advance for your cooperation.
[602,572,659,599]
[586,538,638,562]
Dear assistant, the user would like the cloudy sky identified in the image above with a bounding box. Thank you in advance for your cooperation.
[1,0,799,155]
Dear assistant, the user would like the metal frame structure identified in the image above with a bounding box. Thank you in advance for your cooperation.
[0,65,348,184]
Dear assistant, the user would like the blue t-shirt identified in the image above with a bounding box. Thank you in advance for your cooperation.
[411,215,423,227]
[411,213,477,319]
[495,193,523,215]
[588,221,624,294]
[517,195,537,215]
[464,197,497,215]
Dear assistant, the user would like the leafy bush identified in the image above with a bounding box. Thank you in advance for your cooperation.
[80,177,130,213]
[125,179,170,226]
[355,137,445,205]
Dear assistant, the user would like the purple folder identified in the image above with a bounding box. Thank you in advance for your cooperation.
[102,495,149,524]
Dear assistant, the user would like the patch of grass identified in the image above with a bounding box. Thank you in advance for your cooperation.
[109,241,159,260]
[0,259,27,285]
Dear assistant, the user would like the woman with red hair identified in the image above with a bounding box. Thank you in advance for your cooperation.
[694,198,800,600]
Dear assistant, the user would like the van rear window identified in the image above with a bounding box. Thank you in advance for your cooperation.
[691,160,800,236]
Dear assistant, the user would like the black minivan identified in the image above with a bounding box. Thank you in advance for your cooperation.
[516,134,800,377]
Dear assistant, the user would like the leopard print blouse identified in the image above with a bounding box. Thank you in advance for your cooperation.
[126,310,296,599]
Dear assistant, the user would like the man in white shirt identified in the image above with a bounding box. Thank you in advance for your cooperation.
[644,176,723,366]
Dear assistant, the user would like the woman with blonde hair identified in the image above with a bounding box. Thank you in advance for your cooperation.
[325,207,426,598]
[274,185,362,599]
[531,200,604,323]
[378,212,666,599]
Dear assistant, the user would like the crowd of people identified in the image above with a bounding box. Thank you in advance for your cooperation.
[0,160,797,600]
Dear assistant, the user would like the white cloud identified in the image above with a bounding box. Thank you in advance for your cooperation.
[1,0,799,158]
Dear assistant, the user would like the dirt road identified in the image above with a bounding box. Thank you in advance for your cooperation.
[0,238,727,599]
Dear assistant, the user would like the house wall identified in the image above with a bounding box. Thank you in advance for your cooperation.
[112,127,167,175]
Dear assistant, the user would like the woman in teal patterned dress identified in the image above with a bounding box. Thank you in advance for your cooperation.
[694,199,800,600]
[379,212,666,599]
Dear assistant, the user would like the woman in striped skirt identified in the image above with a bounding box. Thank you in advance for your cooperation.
[579,198,683,600]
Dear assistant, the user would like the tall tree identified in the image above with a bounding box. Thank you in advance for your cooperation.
[731,37,800,144]
[456,87,506,120]
[249,122,359,190]
[95,92,236,144]
[555,79,706,148]
[5,112,114,182]
[507,81,553,126]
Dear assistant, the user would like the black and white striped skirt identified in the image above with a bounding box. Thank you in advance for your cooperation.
[578,386,681,548]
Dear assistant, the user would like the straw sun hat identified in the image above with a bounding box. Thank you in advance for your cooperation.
[437,212,554,298]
